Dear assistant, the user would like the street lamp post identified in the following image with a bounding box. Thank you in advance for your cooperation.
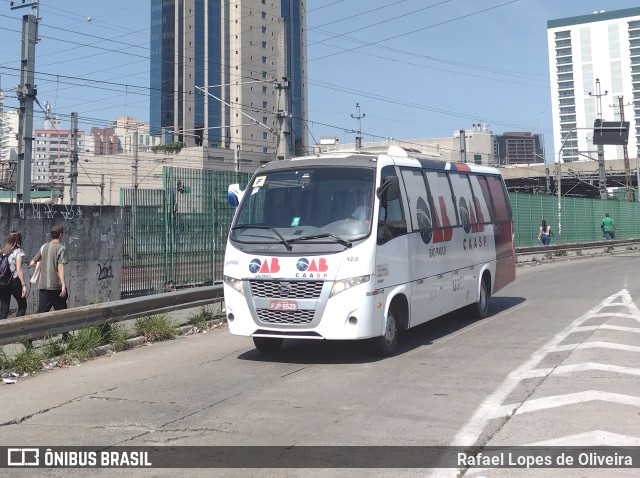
[555,128,578,244]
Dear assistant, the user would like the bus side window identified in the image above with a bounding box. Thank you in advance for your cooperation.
[473,175,497,223]
[486,175,511,221]
[377,167,407,245]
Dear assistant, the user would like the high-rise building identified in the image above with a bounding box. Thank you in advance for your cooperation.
[547,7,640,163]
[494,132,544,165]
[150,0,307,158]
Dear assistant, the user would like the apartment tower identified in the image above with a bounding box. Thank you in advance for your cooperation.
[547,7,640,163]
[150,0,307,158]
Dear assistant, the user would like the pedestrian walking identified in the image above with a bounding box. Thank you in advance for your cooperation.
[29,225,68,313]
[601,213,616,240]
[537,219,552,246]
[0,231,28,320]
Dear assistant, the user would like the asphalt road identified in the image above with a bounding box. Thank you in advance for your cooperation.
[1,252,640,478]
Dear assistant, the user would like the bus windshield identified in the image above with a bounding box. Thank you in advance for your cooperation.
[230,167,376,250]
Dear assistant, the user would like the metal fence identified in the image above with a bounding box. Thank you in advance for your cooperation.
[510,192,640,246]
[121,167,249,298]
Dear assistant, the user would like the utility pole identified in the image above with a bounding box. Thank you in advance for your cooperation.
[275,17,290,160]
[14,1,39,204]
[616,96,634,200]
[69,112,78,205]
[100,174,105,206]
[275,77,290,160]
[131,129,139,262]
[234,143,240,177]
[459,129,467,163]
[351,103,365,149]
[132,130,139,190]
[589,78,608,200]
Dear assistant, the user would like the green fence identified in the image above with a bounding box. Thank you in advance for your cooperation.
[509,192,640,246]
[121,167,249,298]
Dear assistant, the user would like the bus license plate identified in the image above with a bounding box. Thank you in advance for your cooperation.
[269,300,298,311]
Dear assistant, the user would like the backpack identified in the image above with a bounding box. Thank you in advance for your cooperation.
[0,252,12,287]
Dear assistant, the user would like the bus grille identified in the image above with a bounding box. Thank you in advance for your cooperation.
[257,309,315,325]
[249,280,324,299]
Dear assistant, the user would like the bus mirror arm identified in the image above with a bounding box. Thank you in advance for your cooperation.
[228,184,244,207]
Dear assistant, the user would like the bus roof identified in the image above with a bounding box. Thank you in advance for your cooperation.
[256,146,502,176]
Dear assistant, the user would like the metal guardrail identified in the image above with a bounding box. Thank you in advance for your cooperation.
[515,237,640,256]
[1,237,639,346]
[0,285,223,346]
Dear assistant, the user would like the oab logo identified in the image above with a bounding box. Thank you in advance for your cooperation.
[248,258,280,274]
[295,257,328,278]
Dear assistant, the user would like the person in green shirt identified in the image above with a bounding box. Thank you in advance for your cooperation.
[29,225,68,312]
[601,213,616,240]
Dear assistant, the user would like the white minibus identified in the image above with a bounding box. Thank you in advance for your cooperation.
[223,146,516,355]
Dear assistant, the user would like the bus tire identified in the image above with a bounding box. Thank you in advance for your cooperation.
[370,307,399,356]
[470,276,490,319]
[253,337,283,354]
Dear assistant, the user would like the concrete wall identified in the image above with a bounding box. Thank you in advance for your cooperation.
[0,203,124,314]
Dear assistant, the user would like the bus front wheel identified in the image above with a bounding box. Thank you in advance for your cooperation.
[370,308,399,356]
[253,337,283,354]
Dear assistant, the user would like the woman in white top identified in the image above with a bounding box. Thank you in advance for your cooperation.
[537,219,551,246]
[0,231,27,319]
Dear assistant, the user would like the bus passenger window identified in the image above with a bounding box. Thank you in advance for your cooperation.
[377,170,407,245]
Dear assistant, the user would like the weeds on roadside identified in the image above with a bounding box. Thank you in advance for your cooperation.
[101,322,130,351]
[188,306,215,330]
[135,314,177,342]
[65,327,103,361]
[12,346,44,374]
[0,347,11,370]
[553,250,567,257]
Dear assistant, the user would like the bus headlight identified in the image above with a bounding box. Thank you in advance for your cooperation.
[330,275,370,298]
[223,275,244,295]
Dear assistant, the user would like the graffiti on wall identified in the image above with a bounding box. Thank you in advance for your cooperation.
[97,262,114,281]
[21,203,87,221]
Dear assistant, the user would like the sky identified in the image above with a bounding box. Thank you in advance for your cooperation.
[1,0,640,161]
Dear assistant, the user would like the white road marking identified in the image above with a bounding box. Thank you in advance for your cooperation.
[450,289,634,447]
[526,430,640,446]
[553,342,640,353]
[494,390,640,417]
[521,362,640,378]
[574,325,640,334]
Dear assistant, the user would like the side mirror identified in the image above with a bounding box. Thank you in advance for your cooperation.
[376,177,400,202]
[228,184,244,207]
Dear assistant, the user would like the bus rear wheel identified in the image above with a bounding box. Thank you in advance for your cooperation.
[469,277,490,319]
[253,337,283,354]
[370,308,399,356]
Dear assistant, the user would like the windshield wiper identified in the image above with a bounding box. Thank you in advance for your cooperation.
[231,225,293,251]
[289,233,352,248]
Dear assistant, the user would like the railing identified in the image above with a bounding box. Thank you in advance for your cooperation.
[1,237,639,346]
[0,285,223,346]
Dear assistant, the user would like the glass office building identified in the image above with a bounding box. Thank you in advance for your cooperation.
[150,0,307,156]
